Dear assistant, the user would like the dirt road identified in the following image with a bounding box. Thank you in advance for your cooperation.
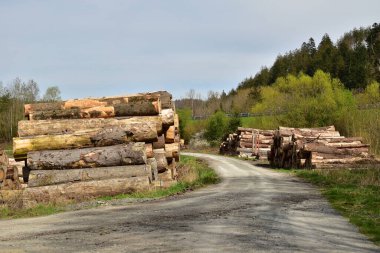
[0,153,378,252]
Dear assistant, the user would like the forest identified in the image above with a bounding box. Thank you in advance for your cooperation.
[0,78,61,143]
[177,23,380,155]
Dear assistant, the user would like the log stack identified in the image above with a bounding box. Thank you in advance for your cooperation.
[220,127,275,159]
[269,126,378,169]
[0,150,21,190]
[10,91,180,204]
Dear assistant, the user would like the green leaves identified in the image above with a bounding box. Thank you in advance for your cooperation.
[251,70,356,127]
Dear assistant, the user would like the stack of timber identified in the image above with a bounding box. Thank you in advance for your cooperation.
[219,127,275,159]
[237,127,275,159]
[10,91,180,205]
[0,150,21,190]
[268,126,379,169]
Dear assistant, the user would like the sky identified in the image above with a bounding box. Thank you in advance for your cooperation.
[0,0,379,100]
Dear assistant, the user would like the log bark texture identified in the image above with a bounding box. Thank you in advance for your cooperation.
[24,94,161,116]
[153,149,168,172]
[28,165,149,187]
[14,124,156,160]
[18,116,163,137]
[27,143,147,170]
[161,109,174,126]
[23,176,151,205]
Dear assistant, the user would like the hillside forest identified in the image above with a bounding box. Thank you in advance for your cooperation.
[176,23,380,155]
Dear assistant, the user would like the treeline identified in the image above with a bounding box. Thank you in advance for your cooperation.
[0,78,61,142]
[176,23,380,116]
[237,22,380,92]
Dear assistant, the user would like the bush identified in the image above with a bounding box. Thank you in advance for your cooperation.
[204,111,241,146]
[252,70,356,127]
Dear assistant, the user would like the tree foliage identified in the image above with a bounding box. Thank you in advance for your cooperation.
[252,70,356,127]
[204,111,241,146]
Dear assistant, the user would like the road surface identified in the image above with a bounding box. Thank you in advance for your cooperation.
[0,153,378,252]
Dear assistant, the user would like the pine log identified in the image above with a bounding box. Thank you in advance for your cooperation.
[165,126,176,143]
[18,116,163,137]
[1,166,21,190]
[23,176,151,205]
[145,143,153,158]
[153,149,168,172]
[14,124,156,160]
[165,143,180,161]
[24,94,161,116]
[149,91,172,109]
[161,109,175,126]
[27,143,146,170]
[153,135,166,149]
[28,165,149,187]
[147,158,158,181]
[0,166,5,182]
[0,150,9,166]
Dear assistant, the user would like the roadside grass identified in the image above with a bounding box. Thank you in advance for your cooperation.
[0,155,219,219]
[285,167,380,245]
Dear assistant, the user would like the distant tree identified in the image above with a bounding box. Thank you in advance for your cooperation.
[43,86,61,102]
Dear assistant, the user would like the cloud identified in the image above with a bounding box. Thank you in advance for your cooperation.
[0,0,379,99]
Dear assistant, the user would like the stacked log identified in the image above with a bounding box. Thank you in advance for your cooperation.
[269,126,378,169]
[219,128,275,159]
[236,127,275,159]
[0,150,21,190]
[10,91,180,205]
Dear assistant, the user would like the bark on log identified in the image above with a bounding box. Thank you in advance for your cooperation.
[24,94,161,116]
[0,150,9,166]
[18,116,163,137]
[147,158,158,181]
[14,124,156,160]
[153,149,168,172]
[23,176,151,206]
[149,91,172,109]
[145,143,153,158]
[27,143,147,170]
[152,135,165,149]
[29,107,115,120]
[161,109,175,126]
[28,165,149,187]
[165,126,176,143]
[165,143,180,161]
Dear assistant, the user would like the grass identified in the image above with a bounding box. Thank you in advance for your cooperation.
[288,168,380,245]
[98,155,220,200]
[0,155,219,219]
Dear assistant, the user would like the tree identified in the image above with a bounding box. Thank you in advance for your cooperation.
[252,70,356,127]
[43,86,61,102]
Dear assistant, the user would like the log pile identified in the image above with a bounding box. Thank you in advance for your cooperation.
[220,127,274,159]
[10,91,180,205]
[0,150,21,190]
[268,126,378,169]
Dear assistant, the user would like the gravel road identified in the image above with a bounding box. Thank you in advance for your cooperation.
[0,153,378,253]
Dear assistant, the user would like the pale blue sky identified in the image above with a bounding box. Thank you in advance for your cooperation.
[0,0,379,99]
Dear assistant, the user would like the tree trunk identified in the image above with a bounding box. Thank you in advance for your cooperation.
[23,176,151,206]
[165,126,176,143]
[153,149,168,172]
[24,94,161,116]
[152,135,165,149]
[161,109,174,126]
[29,106,115,120]
[28,165,149,187]
[165,143,180,161]
[14,124,157,160]
[18,116,163,137]
[147,158,158,181]
[0,150,9,166]
[27,143,146,170]
[145,143,153,158]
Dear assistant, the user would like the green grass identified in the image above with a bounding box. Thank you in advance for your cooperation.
[99,155,220,201]
[291,168,380,245]
[0,204,62,219]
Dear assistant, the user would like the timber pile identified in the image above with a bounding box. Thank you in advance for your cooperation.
[0,150,21,190]
[220,127,275,159]
[268,126,378,169]
[9,91,180,205]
